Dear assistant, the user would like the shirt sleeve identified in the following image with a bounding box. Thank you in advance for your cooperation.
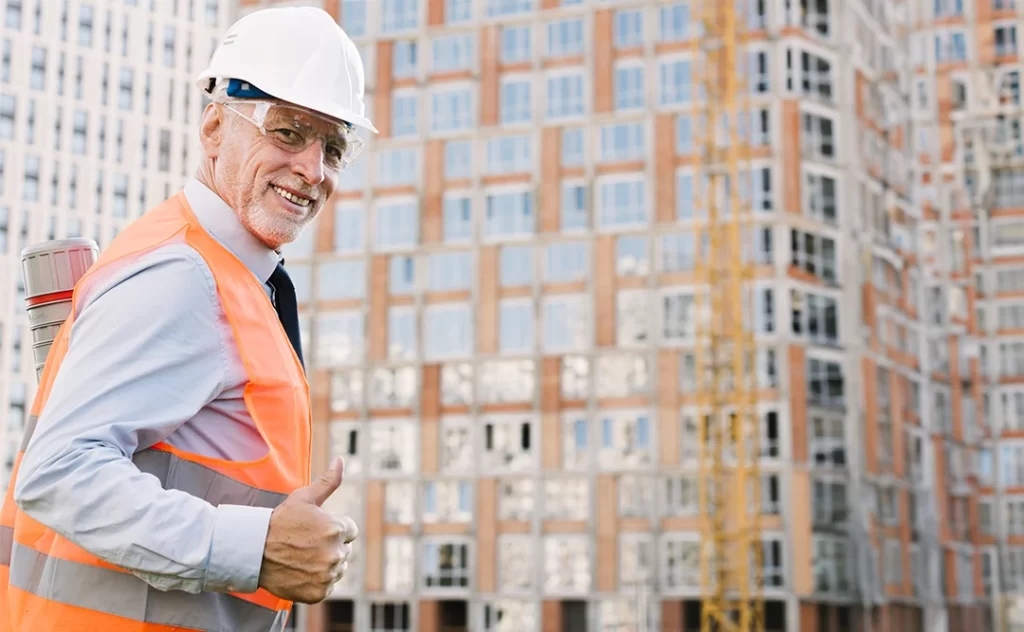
[12,244,272,595]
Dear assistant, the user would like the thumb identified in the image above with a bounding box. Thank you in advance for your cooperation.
[292,456,344,506]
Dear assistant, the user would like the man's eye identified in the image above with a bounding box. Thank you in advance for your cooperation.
[270,128,303,144]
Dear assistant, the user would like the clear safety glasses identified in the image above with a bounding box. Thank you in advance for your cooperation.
[220,100,365,171]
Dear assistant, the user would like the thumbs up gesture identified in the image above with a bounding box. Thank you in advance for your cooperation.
[257,457,359,603]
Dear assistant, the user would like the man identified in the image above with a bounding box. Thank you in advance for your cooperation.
[0,6,376,631]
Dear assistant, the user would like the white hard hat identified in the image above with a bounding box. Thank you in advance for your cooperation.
[196,6,377,134]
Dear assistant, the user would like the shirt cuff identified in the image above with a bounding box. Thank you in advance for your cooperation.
[203,504,273,594]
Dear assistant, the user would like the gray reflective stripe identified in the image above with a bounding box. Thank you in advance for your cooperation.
[9,542,285,632]
[18,414,38,452]
[132,449,287,509]
[0,524,11,565]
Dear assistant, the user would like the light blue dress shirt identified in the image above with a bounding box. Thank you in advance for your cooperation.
[13,178,289,595]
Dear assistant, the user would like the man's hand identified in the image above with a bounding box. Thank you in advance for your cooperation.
[258,457,359,603]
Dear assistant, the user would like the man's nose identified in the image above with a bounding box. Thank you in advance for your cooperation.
[291,139,327,187]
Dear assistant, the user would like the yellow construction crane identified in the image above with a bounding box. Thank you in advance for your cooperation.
[694,1,764,631]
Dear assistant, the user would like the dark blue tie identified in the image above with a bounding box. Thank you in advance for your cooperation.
[269,262,305,370]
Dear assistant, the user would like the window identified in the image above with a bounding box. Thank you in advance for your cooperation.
[659,4,691,42]
[431,86,473,133]
[482,600,536,632]
[807,357,844,407]
[790,229,837,282]
[597,176,647,229]
[598,411,652,469]
[488,0,534,18]
[996,24,1018,56]
[446,0,471,23]
[421,540,469,589]
[547,18,583,57]
[5,0,21,29]
[812,477,848,526]
[387,307,416,361]
[375,200,419,249]
[810,414,845,467]
[935,30,968,63]
[118,66,133,110]
[543,295,591,352]
[598,122,644,163]
[71,110,88,155]
[500,77,531,124]
[370,602,410,632]
[547,72,585,119]
[786,47,833,102]
[486,135,532,175]
[498,535,534,592]
[341,0,367,36]
[425,304,473,360]
[814,535,852,594]
[619,534,654,589]
[662,535,700,590]
[790,290,839,345]
[614,63,644,111]
[543,477,588,520]
[616,236,648,277]
[805,170,838,224]
[443,195,472,242]
[481,415,534,472]
[662,289,702,343]
[432,33,474,73]
[500,25,531,64]
[499,299,534,353]
[391,92,418,137]
[562,128,584,166]
[29,46,45,91]
[22,155,39,202]
[561,182,587,232]
[369,421,417,476]
[485,189,534,238]
[0,94,14,140]
[445,141,471,179]
[659,58,694,105]
[545,242,588,283]
[543,535,590,594]
[801,111,836,160]
[500,245,532,286]
[382,0,418,32]
[749,50,770,93]
[613,10,643,48]
[392,40,417,79]
[334,205,365,253]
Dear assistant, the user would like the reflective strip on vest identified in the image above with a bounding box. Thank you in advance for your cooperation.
[0,416,291,631]
[7,541,287,631]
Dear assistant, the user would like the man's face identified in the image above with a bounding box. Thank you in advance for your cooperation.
[206,100,349,250]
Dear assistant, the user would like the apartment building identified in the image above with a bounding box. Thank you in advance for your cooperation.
[923,0,1024,629]
[223,0,993,631]
[0,2,227,478]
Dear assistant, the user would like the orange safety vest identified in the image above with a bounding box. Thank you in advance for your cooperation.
[0,192,311,631]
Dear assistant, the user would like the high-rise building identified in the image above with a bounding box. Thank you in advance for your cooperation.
[247,0,993,630]
[0,0,1002,630]
[0,0,228,481]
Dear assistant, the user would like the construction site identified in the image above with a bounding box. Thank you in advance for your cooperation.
[1,0,1023,630]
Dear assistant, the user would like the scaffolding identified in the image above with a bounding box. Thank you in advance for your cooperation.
[694,0,764,630]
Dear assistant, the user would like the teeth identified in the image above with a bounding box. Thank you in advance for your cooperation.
[273,185,311,207]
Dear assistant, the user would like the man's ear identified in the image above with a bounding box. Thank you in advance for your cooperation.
[198,103,224,159]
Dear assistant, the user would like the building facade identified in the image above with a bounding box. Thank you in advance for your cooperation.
[0,2,227,480]
[0,0,1003,631]
[247,0,992,631]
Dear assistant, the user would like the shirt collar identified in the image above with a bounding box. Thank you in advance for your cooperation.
[182,178,280,284]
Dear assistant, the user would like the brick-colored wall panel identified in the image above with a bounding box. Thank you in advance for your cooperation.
[480,27,499,127]
[658,349,680,465]
[368,255,389,362]
[540,127,562,233]
[788,345,808,462]
[363,481,384,592]
[427,0,445,26]
[419,601,438,632]
[791,471,813,595]
[593,11,613,113]
[422,140,445,244]
[862,357,879,474]
[477,479,497,592]
[781,100,801,213]
[655,113,677,223]
[421,365,440,474]
[596,474,617,592]
[478,246,498,353]
[374,41,394,138]
[542,601,561,632]
[594,236,616,346]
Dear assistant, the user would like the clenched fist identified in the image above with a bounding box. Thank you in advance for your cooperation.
[258,457,359,603]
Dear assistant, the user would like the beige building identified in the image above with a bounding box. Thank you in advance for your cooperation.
[0,0,1006,630]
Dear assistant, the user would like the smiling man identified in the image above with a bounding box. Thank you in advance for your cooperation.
[0,7,376,632]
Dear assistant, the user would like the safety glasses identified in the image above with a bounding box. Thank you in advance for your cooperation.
[220,100,366,171]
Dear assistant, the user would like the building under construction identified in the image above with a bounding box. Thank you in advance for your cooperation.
[0,0,1016,630]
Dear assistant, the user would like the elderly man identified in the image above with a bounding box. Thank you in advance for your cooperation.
[0,7,374,631]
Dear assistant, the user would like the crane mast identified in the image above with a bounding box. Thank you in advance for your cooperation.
[694,1,764,630]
